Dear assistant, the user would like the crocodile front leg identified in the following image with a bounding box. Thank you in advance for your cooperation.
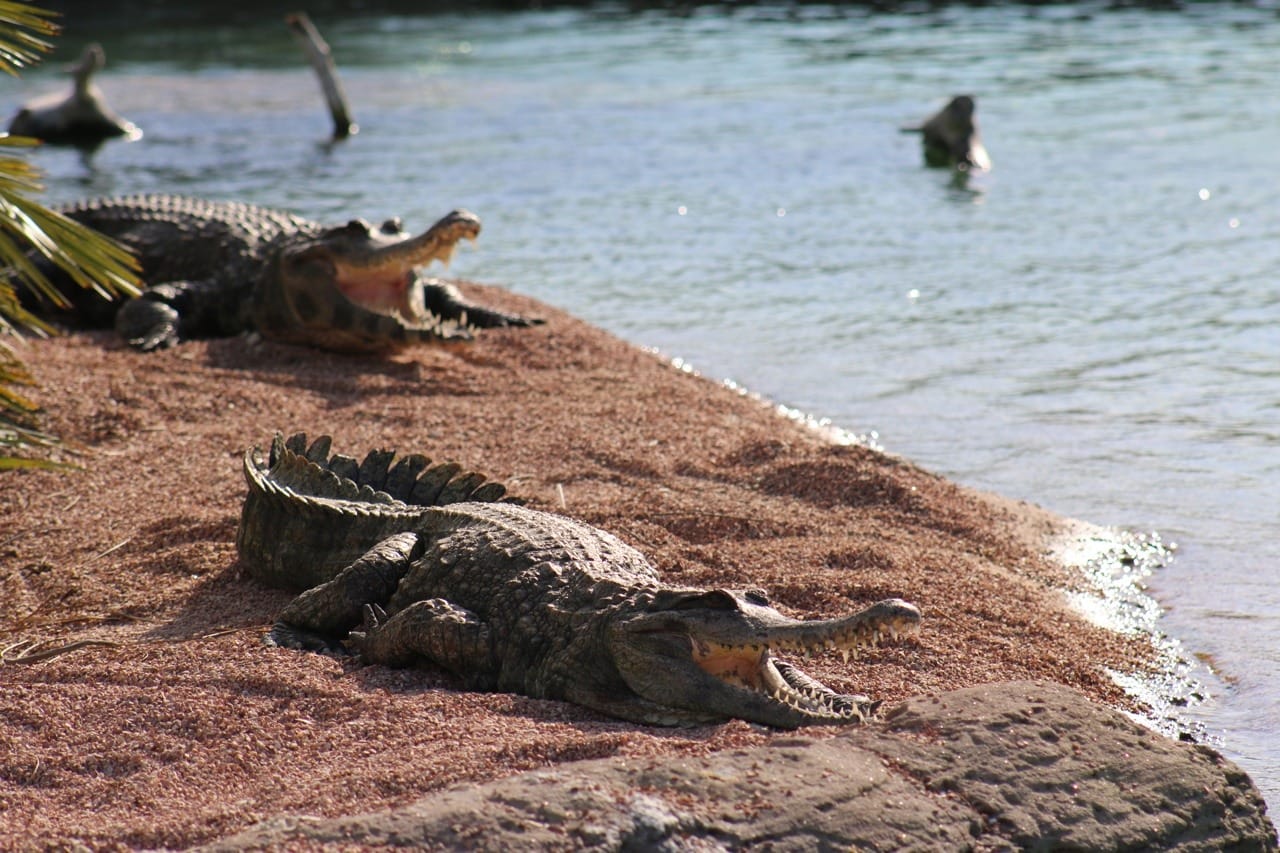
[266,532,421,654]
[420,278,543,329]
[115,290,181,351]
[114,279,251,350]
[347,600,498,689]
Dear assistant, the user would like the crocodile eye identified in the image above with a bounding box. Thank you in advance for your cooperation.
[283,246,335,278]
[668,590,738,611]
[744,588,770,606]
[344,219,373,236]
[380,217,404,235]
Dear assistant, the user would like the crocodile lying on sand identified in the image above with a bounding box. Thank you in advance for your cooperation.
[902,95,992,173]
[25,195,539,352]
[239,432,922,728]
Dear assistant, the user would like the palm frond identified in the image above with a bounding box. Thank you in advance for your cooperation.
[0,0,59,74]
[0,3,144,468]
[0,337,73,470]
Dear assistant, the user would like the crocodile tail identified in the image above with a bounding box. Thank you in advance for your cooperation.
[269,432,511,505]
[237,431,512,589]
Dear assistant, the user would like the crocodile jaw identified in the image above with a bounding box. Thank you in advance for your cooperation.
[273,279,471,352]
[329,209,481,322]
[269,209,481,351]
[611,594,921,728]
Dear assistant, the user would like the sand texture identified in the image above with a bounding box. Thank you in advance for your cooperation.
[4,283,1269,849]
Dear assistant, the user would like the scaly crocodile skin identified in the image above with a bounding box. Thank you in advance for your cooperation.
[37,195,539,351]
[243,432,922,728]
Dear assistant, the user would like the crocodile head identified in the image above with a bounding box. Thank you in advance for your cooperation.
[258,209,482,352]
[608,590,920,728]
[921,95,991,172]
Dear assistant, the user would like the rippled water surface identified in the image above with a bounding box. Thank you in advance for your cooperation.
[18,1,1280,807]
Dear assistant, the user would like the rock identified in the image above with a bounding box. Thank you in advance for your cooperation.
[202,681,1276,851]
[880,682,1275,851]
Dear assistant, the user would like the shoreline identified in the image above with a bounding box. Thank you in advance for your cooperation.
[1,282,1273,848]
[693,348,1219,747]
[1047,520,1221,744]
[660,347,1216,743]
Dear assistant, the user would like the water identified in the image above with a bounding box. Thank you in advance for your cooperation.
[16,1,1279,807]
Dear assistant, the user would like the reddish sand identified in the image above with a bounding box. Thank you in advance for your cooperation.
[0,283,1146,849]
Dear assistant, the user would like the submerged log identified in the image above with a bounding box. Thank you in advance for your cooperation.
[286,11,357,140]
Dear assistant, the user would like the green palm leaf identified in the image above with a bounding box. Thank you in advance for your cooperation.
[0,0,57,73]
[0,336,69,470]
[0,2,143,467]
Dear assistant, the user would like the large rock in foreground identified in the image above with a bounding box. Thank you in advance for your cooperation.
[205,681,1276,851]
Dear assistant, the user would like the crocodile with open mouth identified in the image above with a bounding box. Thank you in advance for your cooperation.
[240,432,922,728]
[28,194,539,352]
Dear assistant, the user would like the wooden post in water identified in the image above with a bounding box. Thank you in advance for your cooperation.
[285,11,357,140]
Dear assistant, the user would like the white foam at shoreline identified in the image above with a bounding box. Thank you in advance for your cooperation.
[658,348,1218,745]
[1049,522,1219,745]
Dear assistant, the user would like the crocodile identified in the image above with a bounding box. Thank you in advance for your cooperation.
[240,432,922,728]
[26,195,539,352]
[901,95,992,172]
[7,43,141,148]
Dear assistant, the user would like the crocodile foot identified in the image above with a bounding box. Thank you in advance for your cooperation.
[115,294,181,351]
[265,621,347,657]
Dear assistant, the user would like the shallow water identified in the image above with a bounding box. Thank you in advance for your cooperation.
[16,1,1280,807]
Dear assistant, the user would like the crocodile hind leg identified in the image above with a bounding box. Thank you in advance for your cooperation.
[347,600,498,690]
[266,532,422,655]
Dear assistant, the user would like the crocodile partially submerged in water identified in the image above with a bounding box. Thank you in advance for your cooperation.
[902,95,992,173]
[27,195,538,352]
[240,432,922,728]
[7,44,141,148]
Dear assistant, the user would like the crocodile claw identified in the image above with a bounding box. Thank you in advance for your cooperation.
[264,620,348,657]
[364,603,389,631]
[346,603,388,658]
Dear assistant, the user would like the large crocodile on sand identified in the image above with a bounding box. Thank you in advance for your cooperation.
[239,432,922,728]
[26,195,538,352]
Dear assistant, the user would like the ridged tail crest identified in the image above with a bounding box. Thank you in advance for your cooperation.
[237,432,512,589]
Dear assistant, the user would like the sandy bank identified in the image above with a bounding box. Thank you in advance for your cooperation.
[1,282,1272,848]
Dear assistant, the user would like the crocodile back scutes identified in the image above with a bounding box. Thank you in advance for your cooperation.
[237,432,511,589]
[56,194,315,244]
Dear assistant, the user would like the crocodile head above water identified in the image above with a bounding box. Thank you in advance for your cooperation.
[261,209,484,351]
[608,588,921,727]
[915,95,991,173]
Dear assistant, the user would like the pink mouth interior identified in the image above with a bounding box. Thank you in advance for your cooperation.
[334,268,417,318]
